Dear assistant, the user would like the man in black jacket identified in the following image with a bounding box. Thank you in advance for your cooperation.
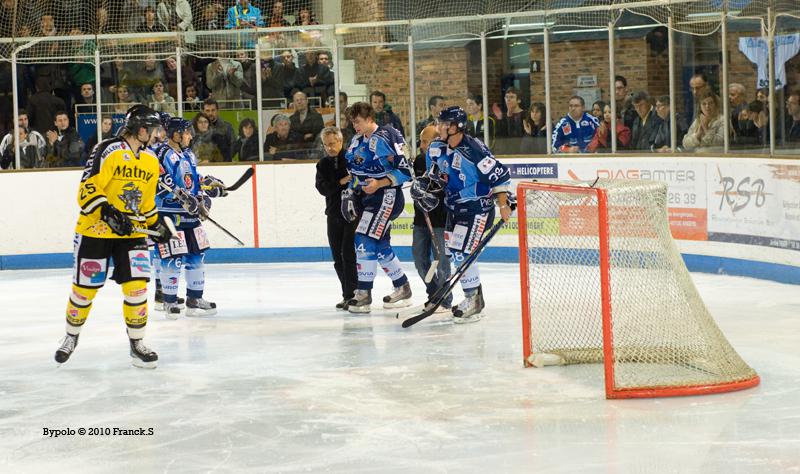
[45,110,85,167]
[315,126,357,310]
[630,91,663,151]
[412,125,452,311]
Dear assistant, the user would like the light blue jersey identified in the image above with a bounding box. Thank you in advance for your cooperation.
[345,125,411,188]
[155,146,202,229]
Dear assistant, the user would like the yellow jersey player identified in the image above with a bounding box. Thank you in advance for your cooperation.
[55,105,172,369]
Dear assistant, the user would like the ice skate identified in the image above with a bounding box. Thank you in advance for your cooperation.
[55,334,79,364]
[336,298,351,311]
[154,289,184,311]
[129,339,158,369]
[382,282,412,309]
[347,289,372,313]
[452,285,485,324]
[185,297,217,317]
[163,301,182,320]
[424,301,452,315]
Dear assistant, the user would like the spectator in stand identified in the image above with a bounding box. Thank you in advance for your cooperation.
[264,114,303,160]
[0,126,39,169]
[465,93,495,147]
[191,112,224,163]
[35,15,71,115]
[520,102,548,154]
[756,87,768,104]
[149,79,177,114]
[45,110,85,167]
[683,91,724,152]
[370,90,405,136]
[289,90,324,144]
[225,0,263,49]
[85,115,114,156]
[733,100,769,147]
[267,0,289,27]
[629,91,662,151]
[237,50,258,108]
[334,92,356,145]
[785,91,800,144]
[94,5,113,34]
[273,50,302,101]
[233,117,259,161]
[4,110,47,159]
[184,84,201,111]
[163,55,195,102]
[199,3,223,30]
[66,30,95,111]
[591,100,606,121]
[650,95,688,153]
[728,83,748,138]
[74,83,97,114]
[689,72,710,124]
[299,51,334,105]
[253,55,283,102]
[315,126,357,310]
[417,95,445,133]
[552,95,600,153]
[124,54,165,101]
[113,84,135,113]
[297,7,319,26]
[156,0,176,30]
[206,54,243,102]
[494,87,525,154]
[615,75,636,130]
[316,51,336,103]
[28,76,66,136]
[587,104,631,153]
[203,98,235,161]
[412,125,452,312]
[138,6,166,32]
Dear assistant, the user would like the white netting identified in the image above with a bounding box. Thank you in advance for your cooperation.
[519,179,759,398]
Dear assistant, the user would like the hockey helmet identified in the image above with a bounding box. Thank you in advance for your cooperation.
[124,105,161,134]
[159,112,172,129]
[437,106,467,132]
[166,117,192,139]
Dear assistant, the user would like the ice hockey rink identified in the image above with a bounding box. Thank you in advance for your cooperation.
[1,262,798,473]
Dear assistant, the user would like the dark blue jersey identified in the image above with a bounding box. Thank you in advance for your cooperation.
[345,125,411,188]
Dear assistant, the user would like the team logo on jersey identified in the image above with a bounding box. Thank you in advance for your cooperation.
[563,123,572,134]
[183,174,193,189]
[369,136,378,152]
[477,157,496,174]
[128,251,151,278]
[118,182,143,213]
[78,258,107,286]
[353,152,366,165]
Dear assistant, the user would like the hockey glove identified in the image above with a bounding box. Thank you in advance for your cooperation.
[173,187,200,215]
[148,215,175,244]
[100,202,133,236]
[410,176,441,213]
[201,175,228,198]
[198,193,212,220]
[340,188,361,223]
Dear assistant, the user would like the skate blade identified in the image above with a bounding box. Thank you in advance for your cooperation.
[383,298,412,309]
[131,358,158,369]
[453,313,483,324]
[153,302,164,311]
[347,306,371,314]
[165,311,181,320]
[185,308,217,317]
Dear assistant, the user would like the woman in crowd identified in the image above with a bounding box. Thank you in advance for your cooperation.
[234,118,260,161]
[587,104,631,152]
[149,79,177,115]
[191,112,224,163]
[520,102,549,154]
[591,100,607,121]
[683,91,724,152]
[86,115,115,155]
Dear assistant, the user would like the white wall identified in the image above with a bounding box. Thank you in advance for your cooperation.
[1,157,799,270]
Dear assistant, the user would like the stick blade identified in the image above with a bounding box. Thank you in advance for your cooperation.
[225,167,255,191]
[423,259,439,283]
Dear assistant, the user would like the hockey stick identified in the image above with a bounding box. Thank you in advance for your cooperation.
[158,181,246,247]
[422,210,441,284]
[401,217,506,328]
[200,166,254,192]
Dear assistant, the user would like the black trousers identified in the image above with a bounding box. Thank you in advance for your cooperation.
[326,214,358,299]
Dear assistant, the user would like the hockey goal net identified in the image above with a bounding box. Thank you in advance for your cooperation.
[516,180,760,399]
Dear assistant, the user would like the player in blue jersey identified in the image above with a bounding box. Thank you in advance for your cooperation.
[341,102,413,313]
[154,117,227,318]
[148,112,186,311]
[551,96,600,153]
[414,106,512,323]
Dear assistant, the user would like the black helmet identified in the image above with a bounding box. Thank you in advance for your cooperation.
[124,104,161,134]
[437,106,467,132]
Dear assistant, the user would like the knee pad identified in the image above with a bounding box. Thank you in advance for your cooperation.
[121,280,148,337]
[65,284,99,330]
[354,234,378,260]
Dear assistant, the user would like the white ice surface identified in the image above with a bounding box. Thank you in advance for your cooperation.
[1,263,799,473]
